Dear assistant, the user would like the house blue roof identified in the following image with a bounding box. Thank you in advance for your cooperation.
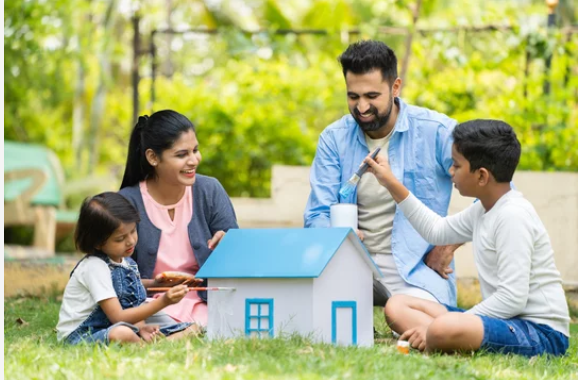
[196,228,382,279]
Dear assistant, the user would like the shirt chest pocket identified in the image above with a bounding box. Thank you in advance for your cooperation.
[403,169,438,201]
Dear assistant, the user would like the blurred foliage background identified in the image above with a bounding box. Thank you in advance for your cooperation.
[5,0,578,206]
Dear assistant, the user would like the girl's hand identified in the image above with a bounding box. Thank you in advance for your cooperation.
[364,153,395,188]
[208,230,226,250]
[162,284,188,305]
[139,324,161,343]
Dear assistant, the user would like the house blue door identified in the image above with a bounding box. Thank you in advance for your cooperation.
[331,301,357,345]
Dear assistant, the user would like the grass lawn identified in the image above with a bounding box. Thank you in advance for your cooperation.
[4,295,578,380]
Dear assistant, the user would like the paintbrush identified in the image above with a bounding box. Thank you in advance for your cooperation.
[147,287,235,292]
[338,146,381,198]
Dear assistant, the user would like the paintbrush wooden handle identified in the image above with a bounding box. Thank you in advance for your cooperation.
[147,287,234,292]
[148,287,197,292]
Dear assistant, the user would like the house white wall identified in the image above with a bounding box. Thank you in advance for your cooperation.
[206,278,314,340]
[312,236,375,347]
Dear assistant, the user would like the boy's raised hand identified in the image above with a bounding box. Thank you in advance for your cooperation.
[162,284,189,305]
[364,153,395,188]
[364,151,410,203]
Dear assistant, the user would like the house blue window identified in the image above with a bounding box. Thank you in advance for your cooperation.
[245,298,274,338]
[331,301,357,345]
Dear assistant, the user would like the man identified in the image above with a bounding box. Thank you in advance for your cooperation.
[304,40,460,306]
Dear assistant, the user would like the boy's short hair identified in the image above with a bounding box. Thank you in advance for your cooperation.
[74,192,140,254]
[338,40,398,85]
[452,119,521,183]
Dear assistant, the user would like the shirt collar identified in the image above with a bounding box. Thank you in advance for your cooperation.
[393,97,409,133]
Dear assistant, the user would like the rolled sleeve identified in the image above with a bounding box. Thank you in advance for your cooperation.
[304,131,341,228]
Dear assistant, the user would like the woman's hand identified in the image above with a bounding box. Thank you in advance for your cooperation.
[152,271,202,288]
[162,284,188,305]
[152,274,185,288]
[208,230,226,250]
[151,277,185,288]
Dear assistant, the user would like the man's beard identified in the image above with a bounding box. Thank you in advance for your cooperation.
[352,95,394,133]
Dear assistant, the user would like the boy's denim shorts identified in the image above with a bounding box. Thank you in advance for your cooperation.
[444,305,569,357]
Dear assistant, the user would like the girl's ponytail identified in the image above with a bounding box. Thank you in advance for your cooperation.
[120,116,150,189]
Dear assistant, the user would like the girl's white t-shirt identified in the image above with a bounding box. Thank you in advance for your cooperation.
[56,256,120,341]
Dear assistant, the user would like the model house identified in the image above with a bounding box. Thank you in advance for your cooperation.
[196,228,381,346]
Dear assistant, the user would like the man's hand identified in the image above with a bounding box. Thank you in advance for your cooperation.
[355,229,365,241]
[424,245,460,279]
[400,325,428,352]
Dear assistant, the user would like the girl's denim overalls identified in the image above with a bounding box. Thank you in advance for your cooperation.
[66,252,191,345]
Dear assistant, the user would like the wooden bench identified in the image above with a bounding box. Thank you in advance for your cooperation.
[4,141,112,254]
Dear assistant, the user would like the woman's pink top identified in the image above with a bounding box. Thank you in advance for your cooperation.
[140,181,207,326]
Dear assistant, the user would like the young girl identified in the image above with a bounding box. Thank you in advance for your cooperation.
[56,192,197,345]
[118,110,238,326]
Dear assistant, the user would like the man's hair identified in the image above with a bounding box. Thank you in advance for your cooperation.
[74,192,140,254]
[453,119,521,183]
[338,40,398,85]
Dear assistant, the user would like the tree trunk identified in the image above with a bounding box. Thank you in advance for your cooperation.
[88,0,116,174]
[72,59,85,171]
[162,0,174,78]
[72,2,92,173]
[399,0,422,96]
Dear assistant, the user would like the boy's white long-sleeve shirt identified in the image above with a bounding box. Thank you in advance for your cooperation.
[398,190,569,336]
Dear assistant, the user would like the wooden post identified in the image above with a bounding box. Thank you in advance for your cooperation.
[33,207,56,253]
[543,0,558,95]
[524,35,531,99]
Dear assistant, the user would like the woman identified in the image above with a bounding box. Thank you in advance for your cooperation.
[119,110,238,327]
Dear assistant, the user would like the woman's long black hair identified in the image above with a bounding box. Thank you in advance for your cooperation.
[120,110,196,189]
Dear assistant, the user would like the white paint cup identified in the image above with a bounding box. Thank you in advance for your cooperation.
[330,203,358,230]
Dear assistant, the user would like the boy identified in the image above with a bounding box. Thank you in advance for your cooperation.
[364,119,569,356]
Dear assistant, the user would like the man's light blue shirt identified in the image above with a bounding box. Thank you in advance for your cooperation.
[304,98,458,305]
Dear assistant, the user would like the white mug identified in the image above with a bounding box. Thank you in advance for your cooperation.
[330,203,358,230]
